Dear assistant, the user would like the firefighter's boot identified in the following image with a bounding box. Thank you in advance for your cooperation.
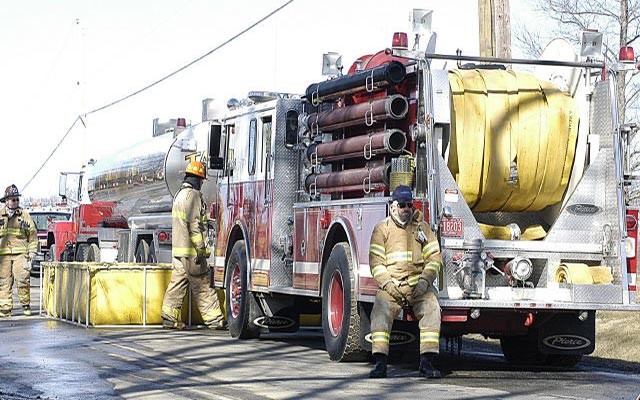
[206,318,228,331]
[418,353,442,379]
[0,309,10,318]
[162,319,186,330]
[22,305,32,316]
[369,353,388,378]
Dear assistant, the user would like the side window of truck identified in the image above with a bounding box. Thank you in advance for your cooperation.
[248,118,257,176]
[261,116,272,173]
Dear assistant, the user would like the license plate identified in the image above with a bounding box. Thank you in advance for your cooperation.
[441,217,463,237]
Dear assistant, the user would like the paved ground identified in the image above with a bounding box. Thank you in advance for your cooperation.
[1,278,639,400]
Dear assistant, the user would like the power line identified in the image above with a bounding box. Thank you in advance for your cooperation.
[23,0,295,191]
[87,0,294,115]
[23,116,81,191]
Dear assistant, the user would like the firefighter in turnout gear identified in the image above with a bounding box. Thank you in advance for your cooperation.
[368,185,442,379]
[161,161,226,329]
[0,185,37,317]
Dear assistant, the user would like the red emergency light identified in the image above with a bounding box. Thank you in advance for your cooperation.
[619,46,636,62]
[392,32,408,49]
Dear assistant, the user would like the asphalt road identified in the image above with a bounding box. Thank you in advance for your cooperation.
[0,279,639,400]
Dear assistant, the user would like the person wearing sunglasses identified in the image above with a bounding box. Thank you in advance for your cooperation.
[368,184,443,379]
[0,184,37,318]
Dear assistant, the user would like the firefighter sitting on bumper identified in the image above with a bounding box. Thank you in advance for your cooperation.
[368,184,442,379]
[161,161,226,330]
[0,184,37,318]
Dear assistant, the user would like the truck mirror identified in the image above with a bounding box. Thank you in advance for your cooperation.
[209,124,224,170]
[58,174,67,198]
[285,110,298,148]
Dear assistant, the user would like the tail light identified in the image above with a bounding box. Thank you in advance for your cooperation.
[157,231,171,244]
[392,32,408,49]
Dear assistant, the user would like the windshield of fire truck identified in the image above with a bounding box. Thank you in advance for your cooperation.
[30,212,71,232]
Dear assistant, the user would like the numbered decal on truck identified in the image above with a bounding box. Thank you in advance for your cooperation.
[440,217,463,237]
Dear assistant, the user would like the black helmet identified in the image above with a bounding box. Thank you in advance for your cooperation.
[0,184,21,203]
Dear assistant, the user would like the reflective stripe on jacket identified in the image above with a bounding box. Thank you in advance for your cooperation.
[172,183,208,257]
[369,209,442,287]
[0,206,37,256]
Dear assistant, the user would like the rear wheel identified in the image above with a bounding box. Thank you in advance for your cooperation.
[500,330,546,366]
[85,243,100,262]
[321,242,368,362]
[76,244,88,262]
[135,239,153,263]
[225,240,260,339]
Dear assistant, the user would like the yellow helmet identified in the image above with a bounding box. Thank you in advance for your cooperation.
[185,160,206,179]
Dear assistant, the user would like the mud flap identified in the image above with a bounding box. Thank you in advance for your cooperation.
[538,311,595,355]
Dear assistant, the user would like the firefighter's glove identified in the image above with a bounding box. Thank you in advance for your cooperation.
[23,258,32,272]
[383,281,404,303]
[412,277,430,298]
[27,252,36,261]
[204,247,212,258]
[196,256,209,268]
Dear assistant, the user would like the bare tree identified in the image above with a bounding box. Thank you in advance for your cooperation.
[515,0,640,122]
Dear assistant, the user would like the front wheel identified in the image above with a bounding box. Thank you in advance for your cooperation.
[321,242,368,362]
[225,240,260,339]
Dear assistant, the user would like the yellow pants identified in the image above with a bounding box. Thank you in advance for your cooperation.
[370,283,441,356]
[0,254,30,312]
[161,256,223,325]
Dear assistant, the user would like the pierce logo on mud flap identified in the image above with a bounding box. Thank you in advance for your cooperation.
[365,331,415,346]
[566,204,602,215]
[542,334,591,350]
[253,316,296,329]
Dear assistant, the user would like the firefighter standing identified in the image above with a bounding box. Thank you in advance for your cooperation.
[368,185,442,379]
[0,185,37,317]
[161,161,226,329]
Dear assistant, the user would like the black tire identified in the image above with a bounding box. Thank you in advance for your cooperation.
[86,243,100,262]
[76,244,88,262]
[500,330,547,366]
[225,240,260,339]
[546,354,583,367]
[135,240,153,263]
[321,242,368,362]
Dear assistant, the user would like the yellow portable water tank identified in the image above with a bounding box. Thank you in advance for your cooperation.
[448,69,579,212]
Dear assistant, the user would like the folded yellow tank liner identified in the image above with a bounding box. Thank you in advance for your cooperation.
[554,263,614,284]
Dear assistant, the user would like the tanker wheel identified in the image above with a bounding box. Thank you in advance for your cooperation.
[76,244,88,262]
[500,330,547,366]
[135,240,155,263]
[321,242,368,362]
[225,240,260,339]
[85,243,100,262]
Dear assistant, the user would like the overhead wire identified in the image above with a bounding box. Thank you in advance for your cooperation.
[23,0,295,190]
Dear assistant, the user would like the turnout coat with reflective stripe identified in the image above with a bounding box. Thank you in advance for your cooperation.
[0,206,37,256]
[172,183,208,258]
[369,209,442,288]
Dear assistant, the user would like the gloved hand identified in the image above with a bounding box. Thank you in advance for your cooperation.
[23,258,33,272]
[196,256,209,267]
[204,247,212,258]
[28,252,36,261]
[412,277,430,298]
[382,281,404,303]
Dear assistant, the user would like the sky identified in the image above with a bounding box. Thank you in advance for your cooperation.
[0,0,539,198]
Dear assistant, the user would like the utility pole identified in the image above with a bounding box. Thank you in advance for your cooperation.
[478,0,512,58]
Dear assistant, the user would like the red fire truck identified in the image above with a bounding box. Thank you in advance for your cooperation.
[205,28,640,365]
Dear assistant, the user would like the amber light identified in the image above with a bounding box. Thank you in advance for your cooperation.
[392,32,408,49]
[320,209,331,229]
[619,46,635,62]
